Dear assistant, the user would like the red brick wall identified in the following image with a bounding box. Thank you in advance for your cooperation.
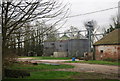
[95,45,120,60]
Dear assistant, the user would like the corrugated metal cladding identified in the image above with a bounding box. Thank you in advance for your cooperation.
[68,39,89,57]
[43,41,55,56]
[43,39,89,57]
[95,45,120,60]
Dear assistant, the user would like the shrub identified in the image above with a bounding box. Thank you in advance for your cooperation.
[4,69,30,78]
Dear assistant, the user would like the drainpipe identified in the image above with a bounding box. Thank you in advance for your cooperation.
[93,45,96,60]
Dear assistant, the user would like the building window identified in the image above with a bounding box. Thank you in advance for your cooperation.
[51,43,54,45]
[59,45,62,47]
[100,50,103,53]
[45,47,48,49]
[66,49,68,51]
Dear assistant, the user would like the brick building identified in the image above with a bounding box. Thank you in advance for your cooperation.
[93,29,120,60]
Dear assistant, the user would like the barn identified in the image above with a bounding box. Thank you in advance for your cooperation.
[93,29,120,60]
[43,34,89,57]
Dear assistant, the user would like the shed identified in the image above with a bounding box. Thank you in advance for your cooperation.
[93,29,120,60]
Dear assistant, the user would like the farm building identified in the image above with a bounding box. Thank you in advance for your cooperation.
[93,29,120,60]
[43,34,89,57]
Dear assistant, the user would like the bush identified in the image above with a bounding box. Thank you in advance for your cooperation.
[4,69,30,78]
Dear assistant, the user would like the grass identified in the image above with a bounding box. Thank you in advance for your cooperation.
[71,72,119,79]
[18,56,71,60]
[9,63,74,71]
[5,70,118,79]
[6,63,79,79]
[64,60,119,66]
[25,71,79,79]
[10,71,115,79]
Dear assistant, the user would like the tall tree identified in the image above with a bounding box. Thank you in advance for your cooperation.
[1,0,70,76]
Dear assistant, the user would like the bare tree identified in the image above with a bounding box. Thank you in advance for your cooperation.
[1,0,70,74]
[1,0,69,53]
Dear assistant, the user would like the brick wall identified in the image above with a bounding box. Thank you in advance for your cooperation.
[95,45,120,60]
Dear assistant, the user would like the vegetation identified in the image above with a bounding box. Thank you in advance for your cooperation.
[105,16,120,34]
[9,63,74,71]
[24,71,79,79]
[5,63,78,79]
[64,60,119,66]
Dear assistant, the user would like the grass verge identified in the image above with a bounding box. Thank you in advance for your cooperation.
[6,63,79,79]
[25,71,79,79]
[9,63,74,71]
[64,60,119,66]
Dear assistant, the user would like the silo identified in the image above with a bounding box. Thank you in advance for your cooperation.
[43,41,55,56]
[55,40,68,52]
[68,39,89,57]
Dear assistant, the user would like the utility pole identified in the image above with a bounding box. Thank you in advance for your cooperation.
[118,1,120,23]
[0,33,2,80]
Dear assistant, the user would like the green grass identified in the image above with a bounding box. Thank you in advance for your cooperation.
[6,63,79,79]
[9,63,74,71]
[18,56,71,60]
[5,71,118,79]
[25,71,79,79]
[64,60,119,66]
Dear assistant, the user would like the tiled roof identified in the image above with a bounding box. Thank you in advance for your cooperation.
[94,28,120,45]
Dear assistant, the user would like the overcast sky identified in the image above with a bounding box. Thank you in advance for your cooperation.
[58,0,120,33]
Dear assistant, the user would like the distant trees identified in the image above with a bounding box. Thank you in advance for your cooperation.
[105,16,120,34]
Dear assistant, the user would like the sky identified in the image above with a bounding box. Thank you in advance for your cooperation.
[58,0,120,33]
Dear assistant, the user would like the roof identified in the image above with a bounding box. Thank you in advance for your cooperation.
[59,34,70,40]
[94,28,120,45]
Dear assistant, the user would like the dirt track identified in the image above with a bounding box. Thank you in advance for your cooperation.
[54,63,119,74]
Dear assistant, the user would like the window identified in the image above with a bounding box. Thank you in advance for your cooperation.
[66,49,68,51]
[51,43,54,45]
[100,50,103,53]
[59,45,62,47]
[45,47,48,49]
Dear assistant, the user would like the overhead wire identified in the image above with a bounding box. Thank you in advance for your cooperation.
[65,6,119,18]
